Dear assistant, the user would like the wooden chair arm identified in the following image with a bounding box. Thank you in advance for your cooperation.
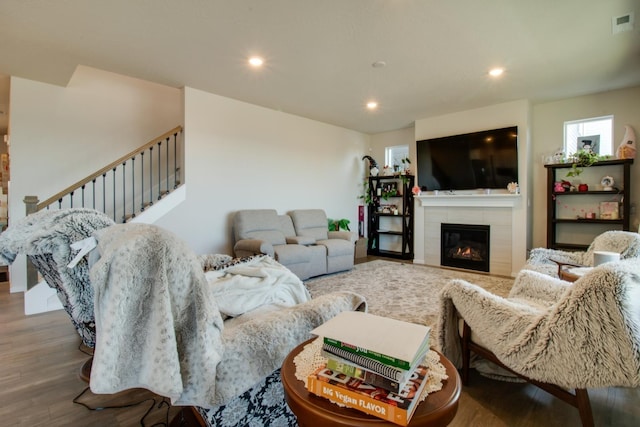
[550,259,586,276]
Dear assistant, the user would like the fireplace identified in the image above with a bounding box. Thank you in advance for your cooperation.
[441,223,490,272]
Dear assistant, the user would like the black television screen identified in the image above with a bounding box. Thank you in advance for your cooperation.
[416,126,518,191]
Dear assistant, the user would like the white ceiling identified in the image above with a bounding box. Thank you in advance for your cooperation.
[0,0,639,135]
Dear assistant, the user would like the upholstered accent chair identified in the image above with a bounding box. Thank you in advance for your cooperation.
[523,230,640,278]
[439,260,640,427]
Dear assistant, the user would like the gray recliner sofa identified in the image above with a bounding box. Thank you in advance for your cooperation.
[233,209,356,280]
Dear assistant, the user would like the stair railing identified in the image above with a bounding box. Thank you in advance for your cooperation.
[24,126,183,223]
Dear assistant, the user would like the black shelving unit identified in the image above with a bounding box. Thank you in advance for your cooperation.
[367,175,414,259]
[545,158,633,250]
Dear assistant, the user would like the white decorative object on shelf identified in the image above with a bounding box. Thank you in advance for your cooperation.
[507,182,519,194]
[616,125,636,159]
[601,176,614,191]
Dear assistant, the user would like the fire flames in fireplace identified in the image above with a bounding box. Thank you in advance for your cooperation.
[441,223,490,272]
[450,245,483,261]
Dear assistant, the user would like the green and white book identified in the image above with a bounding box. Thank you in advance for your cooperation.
[311,311,431,372]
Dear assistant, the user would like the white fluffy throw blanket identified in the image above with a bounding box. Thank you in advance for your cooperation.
[89,223,225,408]
[205,255,311,317]
[439,260,640,389]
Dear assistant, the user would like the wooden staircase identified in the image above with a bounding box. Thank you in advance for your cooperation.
[22,126,184,292]
[25,126,183,223]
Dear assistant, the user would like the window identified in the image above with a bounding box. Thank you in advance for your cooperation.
[385,145,409,172]
[564,116,613,157]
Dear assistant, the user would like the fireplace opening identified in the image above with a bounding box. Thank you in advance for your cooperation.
[441,223,490,272]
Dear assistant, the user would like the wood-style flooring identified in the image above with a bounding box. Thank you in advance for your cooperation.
[2,265,639,427]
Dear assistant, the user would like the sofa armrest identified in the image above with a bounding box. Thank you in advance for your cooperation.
[216,291,367,405]
[328,230,358,244]
[528,247,584,266]
[234,239,274,257]
[286,235,316,245]
[509,269,572,303]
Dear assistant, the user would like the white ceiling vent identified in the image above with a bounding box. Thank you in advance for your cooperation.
[612,12,634,35]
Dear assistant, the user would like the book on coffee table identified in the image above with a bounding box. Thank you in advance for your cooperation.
[311,311,431,373]
[324,352,411,393]
[306,362,429,426]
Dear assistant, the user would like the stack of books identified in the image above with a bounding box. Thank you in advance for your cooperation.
[307,311,431,426]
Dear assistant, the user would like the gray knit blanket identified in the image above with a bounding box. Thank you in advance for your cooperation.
[89,222,367,408]
[438,259,640,389]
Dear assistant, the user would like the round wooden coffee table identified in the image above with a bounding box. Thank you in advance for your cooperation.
[281,339,461,427]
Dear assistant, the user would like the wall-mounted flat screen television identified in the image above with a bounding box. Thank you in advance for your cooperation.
[416,126,518,191]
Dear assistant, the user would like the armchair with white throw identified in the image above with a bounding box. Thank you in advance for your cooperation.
[438,260,640,427]
[0,208,367,426]
[523,230,640,278]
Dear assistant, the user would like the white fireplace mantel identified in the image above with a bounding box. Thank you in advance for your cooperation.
[416,193,521,208]
[413,192,526,277]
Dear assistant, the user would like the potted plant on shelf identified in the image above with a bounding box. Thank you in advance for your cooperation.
[358,180,372,205]
[565,149,609,177]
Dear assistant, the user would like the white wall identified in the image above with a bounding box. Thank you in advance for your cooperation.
[8,66,182,291]
[154,87,369,254]
[369,127,415,170]
[414,100,532,274]
[531,86,640,248]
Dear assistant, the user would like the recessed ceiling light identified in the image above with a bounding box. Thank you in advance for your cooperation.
[248,57,264,67]
[489,68,504,77]
[366,101,378,110]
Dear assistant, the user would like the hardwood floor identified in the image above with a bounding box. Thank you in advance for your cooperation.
[0,280,180,427]
[2,266,639,426]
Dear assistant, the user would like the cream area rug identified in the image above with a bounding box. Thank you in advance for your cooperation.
[304,260,514,347]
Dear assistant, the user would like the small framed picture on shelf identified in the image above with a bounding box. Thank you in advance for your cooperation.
[599,201,619,220]
[578,135,600,154]
[382,182,398,193]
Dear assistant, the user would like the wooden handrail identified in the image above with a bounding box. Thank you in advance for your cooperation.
[36,126,183,211]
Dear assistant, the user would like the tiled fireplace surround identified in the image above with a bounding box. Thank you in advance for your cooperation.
[413,193,522,277]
